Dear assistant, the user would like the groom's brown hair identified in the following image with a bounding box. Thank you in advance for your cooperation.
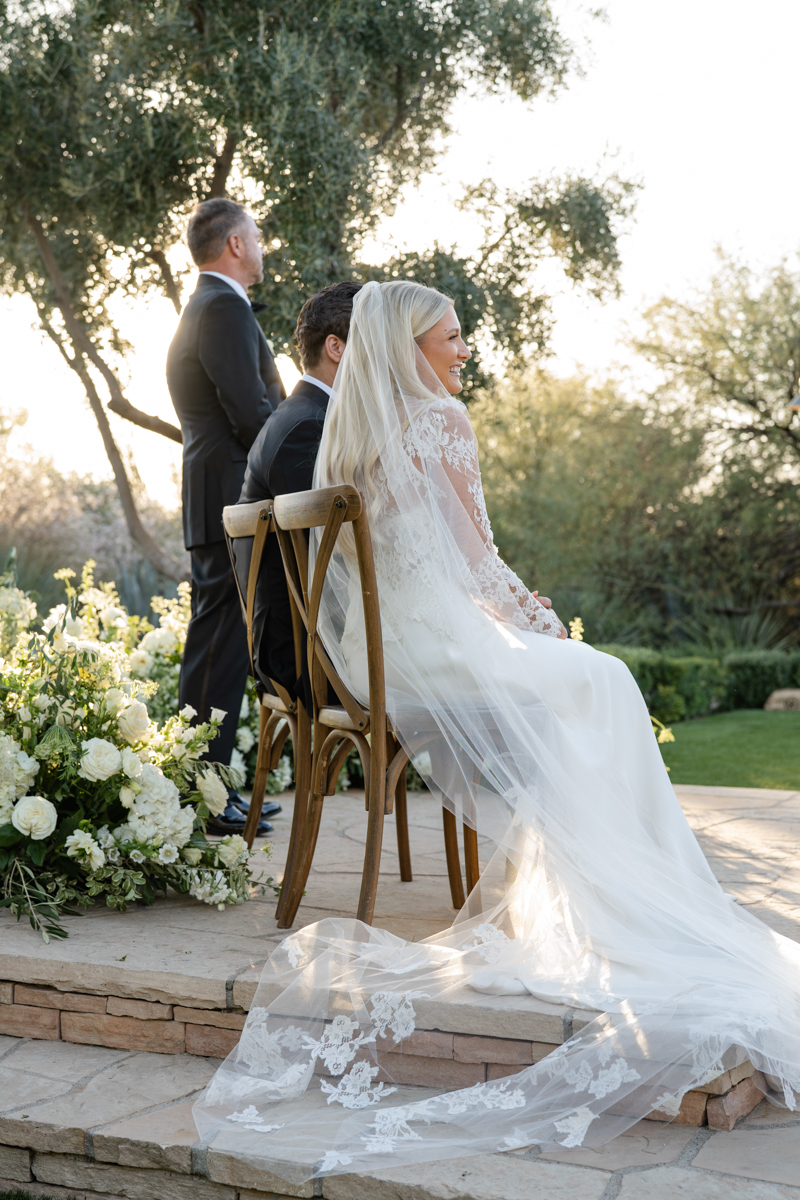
[294,281,362,370]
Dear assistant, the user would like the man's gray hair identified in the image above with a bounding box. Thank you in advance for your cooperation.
[187,199,247,266]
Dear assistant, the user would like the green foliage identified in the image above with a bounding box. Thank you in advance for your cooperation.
[660,710,800,791]
[0,1,632,390]
[597,645,800,723]
[722,650,800,710]
[473,371,800,647]
[597,646,728,724]
[638,253,800,470]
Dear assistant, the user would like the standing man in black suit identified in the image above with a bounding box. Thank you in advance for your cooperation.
[235,282,362,705]
[167,198,285,834]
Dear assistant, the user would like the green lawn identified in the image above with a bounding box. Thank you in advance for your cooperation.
[660,709,800,790]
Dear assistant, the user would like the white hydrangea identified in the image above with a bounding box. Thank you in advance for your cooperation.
[0,733,40,814]
[140,626,178,655]
[217,834,248,867]
[120,762,195,848]
[0,585,37,627]
[236,725,255,753]
[65,829,105,871]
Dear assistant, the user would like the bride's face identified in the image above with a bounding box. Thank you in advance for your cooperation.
[417,306,471,393]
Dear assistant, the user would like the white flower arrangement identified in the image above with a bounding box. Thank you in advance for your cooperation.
[0,561,262,942]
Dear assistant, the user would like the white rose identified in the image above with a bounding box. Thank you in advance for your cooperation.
[182,847,202,865]
[103,687,125,714]
[127,649,153,678]
[120,747,142,779]
[196,770,229,816]
[12,796,58,840]
[78,738,123,782]
[118,700,151,744]
[217,834,248,868]
[210,708,227,723]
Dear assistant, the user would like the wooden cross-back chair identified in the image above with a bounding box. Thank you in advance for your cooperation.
[222,500,312,924]
[269,483,480,929]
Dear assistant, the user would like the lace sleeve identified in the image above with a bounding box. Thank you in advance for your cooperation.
[403,401,561,637]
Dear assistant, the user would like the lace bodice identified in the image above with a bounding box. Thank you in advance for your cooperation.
[395,399,560,638]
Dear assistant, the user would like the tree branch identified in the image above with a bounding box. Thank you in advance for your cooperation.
[147,248,182,314]
[208,132,237,198]
[25,210,183,443]
[40,318,188,584]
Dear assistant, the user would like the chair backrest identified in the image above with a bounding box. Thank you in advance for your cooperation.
[271,484,385,741]
[221,499,298,712]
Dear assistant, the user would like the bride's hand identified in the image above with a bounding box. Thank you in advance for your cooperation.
[532,591,568,639]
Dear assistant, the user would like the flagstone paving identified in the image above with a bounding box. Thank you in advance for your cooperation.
[0,1034,799,1198]
[2,785,800,1197]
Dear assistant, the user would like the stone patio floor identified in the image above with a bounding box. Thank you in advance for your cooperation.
[1,783,800,1197]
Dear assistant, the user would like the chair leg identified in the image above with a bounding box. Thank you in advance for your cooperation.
[442,808,465,910]
[390,737,412,883]
[275,708,310,922]
[464,823,480,894]
[356,741,389,925]
[244,705,273,848]
[278,788,325,928]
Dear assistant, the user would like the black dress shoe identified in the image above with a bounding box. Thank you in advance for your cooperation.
[229,790,282,820]
[207,801,273,837]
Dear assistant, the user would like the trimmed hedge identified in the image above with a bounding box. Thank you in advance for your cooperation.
[596,645,800,723]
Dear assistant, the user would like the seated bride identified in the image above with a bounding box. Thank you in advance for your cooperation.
[195,280,800,1184]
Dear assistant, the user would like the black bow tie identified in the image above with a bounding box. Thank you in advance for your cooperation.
[251,301,267,313]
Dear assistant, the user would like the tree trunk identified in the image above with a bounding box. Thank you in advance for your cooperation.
[209,132,237,198]
[25,212,183,444]
[41,321,188,583]
[148,248,182,314]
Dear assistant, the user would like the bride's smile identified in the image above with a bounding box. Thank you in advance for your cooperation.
[415,305,472,393]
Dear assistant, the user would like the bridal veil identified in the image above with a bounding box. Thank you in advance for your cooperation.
[194,281,800,1185]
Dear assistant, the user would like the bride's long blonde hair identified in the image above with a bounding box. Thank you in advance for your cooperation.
[314,281,452,532]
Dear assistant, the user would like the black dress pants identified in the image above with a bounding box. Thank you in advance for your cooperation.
[179,541,249,767]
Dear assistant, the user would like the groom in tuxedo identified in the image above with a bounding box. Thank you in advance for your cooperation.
[235,281,362,704]
[167,198,285,834]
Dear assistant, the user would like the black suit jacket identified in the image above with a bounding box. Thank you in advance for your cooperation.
[167,274,285,549]
[234,377,329,699]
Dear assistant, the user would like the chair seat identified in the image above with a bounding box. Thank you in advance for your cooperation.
[260,690,295,714]
[318,704,363,731]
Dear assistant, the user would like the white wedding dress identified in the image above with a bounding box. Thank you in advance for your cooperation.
[194,283,800,1187]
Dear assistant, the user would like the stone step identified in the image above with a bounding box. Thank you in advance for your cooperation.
[0,977,765,1129]
[0,1035,792,1200]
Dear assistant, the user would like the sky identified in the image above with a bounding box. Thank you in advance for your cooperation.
[2,0,799,509]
